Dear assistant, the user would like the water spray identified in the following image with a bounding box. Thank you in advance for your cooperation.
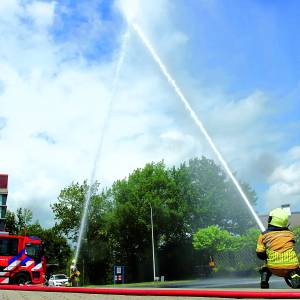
[131,22,265,232]
[74,29,130,264]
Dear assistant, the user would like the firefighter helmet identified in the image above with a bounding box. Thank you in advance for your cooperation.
[268,208,289,228]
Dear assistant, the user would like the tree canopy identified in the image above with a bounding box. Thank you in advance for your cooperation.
[6,208,71,274]
[49,156,259,283]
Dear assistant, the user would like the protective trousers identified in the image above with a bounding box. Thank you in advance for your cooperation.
[260,266,300,289]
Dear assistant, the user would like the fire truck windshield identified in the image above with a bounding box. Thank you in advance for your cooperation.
[25,243,42,259]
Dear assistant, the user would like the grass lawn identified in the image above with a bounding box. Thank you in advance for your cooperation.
[84,279,193,288]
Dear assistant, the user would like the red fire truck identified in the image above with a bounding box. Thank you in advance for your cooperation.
[0,174,46,284]
[0,233,46,284]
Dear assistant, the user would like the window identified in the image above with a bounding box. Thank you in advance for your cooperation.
[0,238,18,256]
[55,275,67,280]
[0,207,6,219]
[25,243,42,259]
[0,194,7,206]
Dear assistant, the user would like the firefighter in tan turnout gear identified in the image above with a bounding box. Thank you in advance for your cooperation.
[256,208,300,288]
[69,259,80,287]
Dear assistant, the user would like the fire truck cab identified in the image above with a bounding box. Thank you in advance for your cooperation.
[0,233,46,284]
[0,174,46,284]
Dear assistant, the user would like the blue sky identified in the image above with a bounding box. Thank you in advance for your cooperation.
[0,0,299,226]
[181,1,300,93]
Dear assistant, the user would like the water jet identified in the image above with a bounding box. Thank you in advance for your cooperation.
[131,22,265,232]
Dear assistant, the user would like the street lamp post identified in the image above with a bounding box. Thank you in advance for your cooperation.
[150,203,156,281]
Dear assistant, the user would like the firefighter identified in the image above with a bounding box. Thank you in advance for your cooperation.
[208,256,216,269]
[69,259,80,287]
[256,207,300,288]
[207,255,216,277]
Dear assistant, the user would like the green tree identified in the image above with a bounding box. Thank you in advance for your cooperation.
[106,161,194,281]
[178,157,257,234]
[50,156,259,282]
[51,181,112,284]
[193,225,235,254]
[235,227,261,250]
[5,210,17,234]
[5,208,33,235]
[51,181,110,241]
[231,227,261,272]
[293,226,300,254]
[193,226,261,273]
[26,223,71,272]
[51,181,87,242]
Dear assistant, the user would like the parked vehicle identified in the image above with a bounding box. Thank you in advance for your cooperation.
[48,274,69,286]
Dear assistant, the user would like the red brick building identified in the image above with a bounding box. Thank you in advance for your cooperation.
[0,174,8,231]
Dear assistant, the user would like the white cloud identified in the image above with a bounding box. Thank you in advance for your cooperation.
[269,163,300,183]
[0,0,298,226]
[288,146,300,161]
[0,0,20,17]
[264,150,300,210]
[26,1,56,29]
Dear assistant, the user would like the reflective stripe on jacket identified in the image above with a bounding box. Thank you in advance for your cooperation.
[256,229,299,269]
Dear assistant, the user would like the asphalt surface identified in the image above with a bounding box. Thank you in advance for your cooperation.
[159,276,288,289]
[0,290,199,300]
[0,277,295,300]
[0,290,247,300]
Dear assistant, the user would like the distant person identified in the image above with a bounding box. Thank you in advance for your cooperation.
[69,259,80,287]
[256,208,300,288]
[208,256,216,269]
[207,255,216,277]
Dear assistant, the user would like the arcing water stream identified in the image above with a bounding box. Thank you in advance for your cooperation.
[75,19,265,264]
[131,22,265,232]
[74,29,130,264]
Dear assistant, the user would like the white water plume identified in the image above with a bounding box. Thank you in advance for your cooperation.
[74,29,130,264]
[117,0,140,23]
[131,22,265,232]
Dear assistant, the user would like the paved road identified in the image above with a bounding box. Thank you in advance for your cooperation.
[159,276,288,289]
[0,277,294,300]
[0,289,297,300]
[0,290,201,300]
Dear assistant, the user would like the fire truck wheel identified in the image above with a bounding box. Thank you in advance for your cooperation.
[13,273,31,284]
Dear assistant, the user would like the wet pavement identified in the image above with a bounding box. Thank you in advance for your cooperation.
[0,289,297,300]
[0,277,295,300]
[159,276,287,289]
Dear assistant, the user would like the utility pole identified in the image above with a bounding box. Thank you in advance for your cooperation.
[82,258,85,286]
[150,203,156,281]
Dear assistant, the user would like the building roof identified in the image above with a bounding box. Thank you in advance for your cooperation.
[259,211,300,229]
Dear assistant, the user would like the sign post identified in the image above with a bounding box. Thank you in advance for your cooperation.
[113,265,124,286]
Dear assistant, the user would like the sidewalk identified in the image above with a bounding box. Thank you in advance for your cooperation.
[0,290,225,300]
[0,288,297,300]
